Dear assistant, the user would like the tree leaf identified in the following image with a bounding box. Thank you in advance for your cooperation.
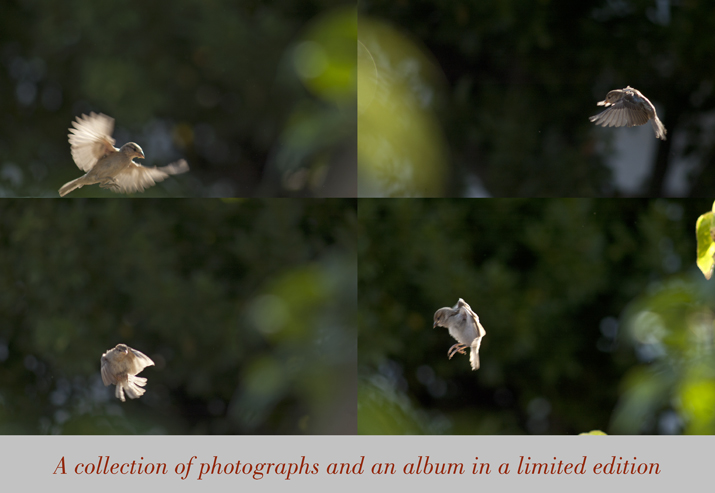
[695,208,715,279]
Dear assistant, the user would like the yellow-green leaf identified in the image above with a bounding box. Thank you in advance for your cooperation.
[696,211,715,280]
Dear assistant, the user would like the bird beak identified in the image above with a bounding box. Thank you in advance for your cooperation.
[433,322,438,328]
[138,149,145,159]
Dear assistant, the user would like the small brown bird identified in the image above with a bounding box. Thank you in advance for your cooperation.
[60,112,189,196]
[433,298,486,370]
[589,86,666,140]
[100,344,155,402]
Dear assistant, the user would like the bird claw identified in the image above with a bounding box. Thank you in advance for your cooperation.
[447,344,467,359]
[99,178,119,190]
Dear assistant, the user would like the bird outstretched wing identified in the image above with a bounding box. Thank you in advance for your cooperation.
[111,159,189,194]
[68,113,118,172]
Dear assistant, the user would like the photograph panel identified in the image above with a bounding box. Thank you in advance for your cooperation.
[358,2,715,197]
[0,198,357,434]
[359,198,715,434]
[1,1,356,197]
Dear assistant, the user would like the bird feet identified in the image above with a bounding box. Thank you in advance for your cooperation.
[99,178,120,190]
[447,343,468,359]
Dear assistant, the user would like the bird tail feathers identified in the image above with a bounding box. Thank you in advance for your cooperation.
[469,346,480,371]
[115,375,148,402]
[651,117,667,141]
[59,176,88,197]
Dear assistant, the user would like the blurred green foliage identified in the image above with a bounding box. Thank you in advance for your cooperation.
[0,198,356,434]
[358,198,715,434]
[615,277,715,434]
[358,19,448,196]
[359,1,715,196]
[0,1,356,197]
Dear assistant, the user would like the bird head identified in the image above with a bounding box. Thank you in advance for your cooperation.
[602,90,623,105]
[433,308,450,328]
[121,142,145,160]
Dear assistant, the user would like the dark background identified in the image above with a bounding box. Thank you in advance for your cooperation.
[358,198,715,434]
[358,0,715,197]
[0,198,356,434]
[0,0,356,197]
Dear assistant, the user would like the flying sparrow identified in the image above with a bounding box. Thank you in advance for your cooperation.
[60,112,189,196]
[589,86,666,140]
[100,344,155,402]
[433,298,486,370]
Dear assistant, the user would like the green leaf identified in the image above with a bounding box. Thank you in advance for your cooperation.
[695,208,715,280]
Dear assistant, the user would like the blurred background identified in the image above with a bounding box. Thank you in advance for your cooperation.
[0,198,356,434]
[358,1,715,197]
[358,198,715,434]
[0,1,356,197]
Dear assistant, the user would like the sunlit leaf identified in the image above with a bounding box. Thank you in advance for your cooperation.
[696,208,715,280]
